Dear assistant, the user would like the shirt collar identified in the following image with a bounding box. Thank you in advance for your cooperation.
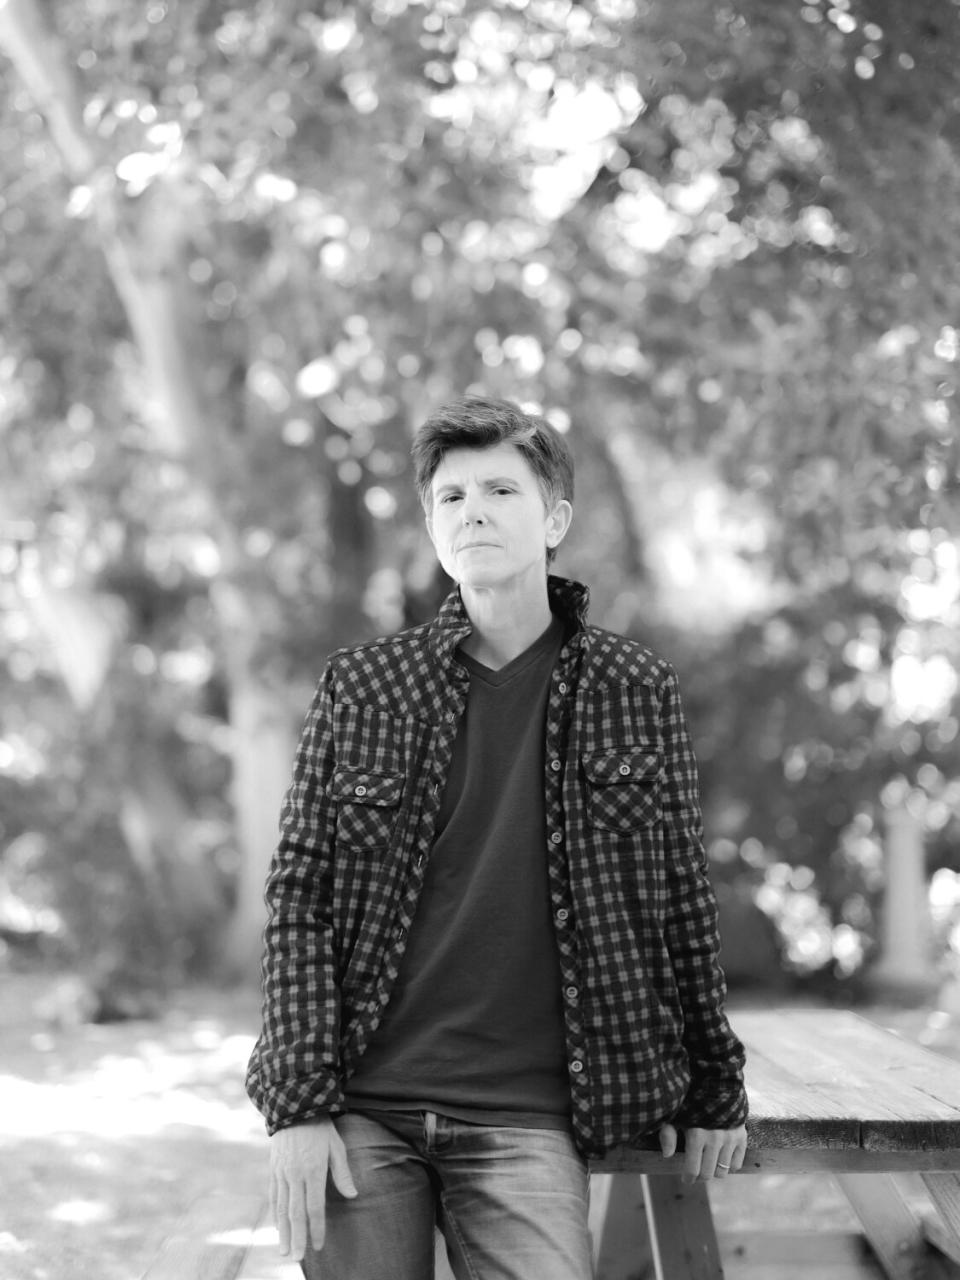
[428,575,590,667]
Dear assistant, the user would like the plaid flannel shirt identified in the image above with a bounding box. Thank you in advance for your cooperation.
[246,576,747,1159]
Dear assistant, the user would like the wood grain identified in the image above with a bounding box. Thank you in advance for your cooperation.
[141,1194,265,1280]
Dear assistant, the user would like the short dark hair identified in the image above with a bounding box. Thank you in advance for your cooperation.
[412,394,575,517]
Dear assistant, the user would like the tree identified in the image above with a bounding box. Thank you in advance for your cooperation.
[1,0,957,994]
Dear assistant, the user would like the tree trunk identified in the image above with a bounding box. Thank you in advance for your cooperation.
[0,0,304,982]
[222,672,297,981]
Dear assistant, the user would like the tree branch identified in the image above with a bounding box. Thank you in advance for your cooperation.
[0,0,244,485]
[0,0,97,178]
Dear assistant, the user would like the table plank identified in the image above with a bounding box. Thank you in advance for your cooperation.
[719,1229,884,1278]
[234,1200,302,1280]
[835,1175,928,1280]
[141,1195,265,1280]
[731,1011,960,1151]
[642,1177,723,1280]
[738,1040,863,1148]
[591,1174,655,1280]
[595,1146,960,1176]
[921,1175,960,1259]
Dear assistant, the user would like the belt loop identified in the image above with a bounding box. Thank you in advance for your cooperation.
[424,1110,436,1147]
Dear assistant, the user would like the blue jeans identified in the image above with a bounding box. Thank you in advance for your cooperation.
[301,1109,593,1280]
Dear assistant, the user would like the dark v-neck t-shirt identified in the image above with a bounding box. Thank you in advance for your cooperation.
[345,614,571,1128]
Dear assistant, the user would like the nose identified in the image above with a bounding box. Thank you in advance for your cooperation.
[460,489,487,525]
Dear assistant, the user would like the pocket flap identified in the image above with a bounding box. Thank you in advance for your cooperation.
[333,767,404,807]
[582,749,660,786]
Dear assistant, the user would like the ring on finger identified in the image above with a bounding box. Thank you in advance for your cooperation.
[716,1161,731,1171]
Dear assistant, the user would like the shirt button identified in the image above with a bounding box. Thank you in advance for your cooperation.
[556,908,569,923]
[618,763,631,776]
[396,926,406,940]
[355,784,368,796]
[550,759,561,772]
[565,985,579,1002]
[570,1060,584,1074]
[558,682,568,694]
[550,832,562,845]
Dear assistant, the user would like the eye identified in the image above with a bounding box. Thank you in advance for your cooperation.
[440,493,462,504]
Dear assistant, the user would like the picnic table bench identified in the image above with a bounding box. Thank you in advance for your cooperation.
[141,1009,960,1280]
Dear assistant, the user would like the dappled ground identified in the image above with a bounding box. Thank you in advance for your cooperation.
[0,973,270,1280]
[3,971,960,1280]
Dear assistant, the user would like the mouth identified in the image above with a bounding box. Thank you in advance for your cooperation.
[457,542,498,551]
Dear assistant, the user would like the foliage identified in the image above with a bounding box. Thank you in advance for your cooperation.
[1,0,958,990]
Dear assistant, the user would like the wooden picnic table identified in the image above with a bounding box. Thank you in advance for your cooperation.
[141,1008,960,1280]
[593,1007,960,1280]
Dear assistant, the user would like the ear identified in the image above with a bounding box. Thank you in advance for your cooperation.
[545,499,573,550]
[424,508,438,549]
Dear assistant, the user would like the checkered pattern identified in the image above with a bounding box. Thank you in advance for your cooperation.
[246,577,747,1158]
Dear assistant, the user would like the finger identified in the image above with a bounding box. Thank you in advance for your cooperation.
[305,1182,327,1255]
[301,1143,331,1257]
[328,1129,358,1199]
[269,1166,279,1228]
[658,1123,678,1159]
[274,1174,291,1257]
[683,1129,706,1184]
[287,1176,309,1262]
[713,1148,735,1178]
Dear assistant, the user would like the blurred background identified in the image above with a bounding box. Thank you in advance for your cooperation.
[0,0,959,1273]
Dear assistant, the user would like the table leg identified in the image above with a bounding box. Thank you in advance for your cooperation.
[921,1173,960,1263]
[641,1175,724,1280]
[592,1173,655,1280]
[835,1174,926,1280]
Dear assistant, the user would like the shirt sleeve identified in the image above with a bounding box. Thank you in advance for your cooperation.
[245,665,345,1134]
[659,667,749,1130]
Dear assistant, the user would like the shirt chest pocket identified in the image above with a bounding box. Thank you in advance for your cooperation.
[582,748,662,833]
[333,766,404,850]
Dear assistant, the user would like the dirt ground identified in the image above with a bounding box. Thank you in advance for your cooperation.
[2,971,959,1280]
[0,973,269,1280]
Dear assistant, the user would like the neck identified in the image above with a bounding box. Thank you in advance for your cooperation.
[459,576,554,670]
